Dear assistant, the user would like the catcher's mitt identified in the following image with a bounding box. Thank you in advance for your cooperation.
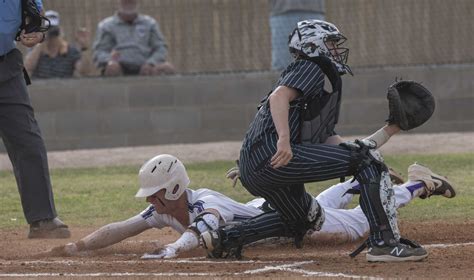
[386,80,435,130]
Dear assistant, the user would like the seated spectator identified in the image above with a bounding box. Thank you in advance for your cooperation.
[24,10,91,79]
[93,0,176,76]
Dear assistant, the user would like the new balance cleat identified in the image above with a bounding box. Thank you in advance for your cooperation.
[367,243,428,262]
[408,163,456,199]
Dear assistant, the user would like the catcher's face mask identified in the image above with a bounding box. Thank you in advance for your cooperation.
[288,19,352,75]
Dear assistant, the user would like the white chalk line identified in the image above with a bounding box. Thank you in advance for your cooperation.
[0,272,219,277]
[2,241,473,267]
[0,261,358,278]
[0,258,290,266]
[240,260,313,274]
[425,241,474,248]
[284,268,382,279]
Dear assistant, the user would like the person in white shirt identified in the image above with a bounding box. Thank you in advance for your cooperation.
[48,154,454,259]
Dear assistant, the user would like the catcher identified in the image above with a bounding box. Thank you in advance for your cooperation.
[200,19,436,262]
[47,153,453,259]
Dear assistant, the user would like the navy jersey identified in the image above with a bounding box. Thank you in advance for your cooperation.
[242,59,325,150]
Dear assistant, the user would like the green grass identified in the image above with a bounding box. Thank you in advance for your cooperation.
[0,153,472,228]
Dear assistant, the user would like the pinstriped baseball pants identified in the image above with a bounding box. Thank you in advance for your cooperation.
[239,141,388,245]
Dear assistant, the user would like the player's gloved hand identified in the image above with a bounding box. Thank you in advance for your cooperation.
[141,245,178,259]
[226,166,240,188]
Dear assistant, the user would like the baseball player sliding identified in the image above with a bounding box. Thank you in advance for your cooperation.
[48,154,454,259]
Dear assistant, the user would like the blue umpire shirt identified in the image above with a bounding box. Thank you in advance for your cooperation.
[0,1,22,56]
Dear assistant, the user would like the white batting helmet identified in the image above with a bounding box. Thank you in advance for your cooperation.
[135,154,190,200]
[288,19,352,75]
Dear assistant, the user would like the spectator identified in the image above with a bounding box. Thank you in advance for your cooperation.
[0,1,70,238]
[93,0,176,76]
[269,0,325,70]
[24,10,92,79]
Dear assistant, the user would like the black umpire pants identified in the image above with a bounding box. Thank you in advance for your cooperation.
[0,49,57,224]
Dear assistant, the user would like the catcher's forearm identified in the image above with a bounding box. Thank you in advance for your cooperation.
[364,124,400,149]
[77,215,150,251]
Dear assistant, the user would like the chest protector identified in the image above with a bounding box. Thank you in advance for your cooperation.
[299,56,342,144]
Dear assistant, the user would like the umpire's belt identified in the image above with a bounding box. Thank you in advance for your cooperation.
[0,48,17,63]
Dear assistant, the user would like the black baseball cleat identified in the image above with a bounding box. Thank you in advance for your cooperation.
[408,163,456,199]
[28,217,71,239]
[367,243,428,262]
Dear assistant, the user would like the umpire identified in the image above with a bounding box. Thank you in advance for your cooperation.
[0,1,70,238]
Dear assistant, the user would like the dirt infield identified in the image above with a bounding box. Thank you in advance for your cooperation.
[1,132,473,278]
[1,221,473,279]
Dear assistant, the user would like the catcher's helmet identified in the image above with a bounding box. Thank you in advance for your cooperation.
[289,20,352,75]
[135,154,190,200]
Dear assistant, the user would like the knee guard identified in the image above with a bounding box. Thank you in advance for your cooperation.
[292,199,326,249]
[306,198,326,233]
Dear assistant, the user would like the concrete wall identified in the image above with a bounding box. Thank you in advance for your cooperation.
[2,64,472,151]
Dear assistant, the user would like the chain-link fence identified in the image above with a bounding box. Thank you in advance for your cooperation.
[42,0,473,75]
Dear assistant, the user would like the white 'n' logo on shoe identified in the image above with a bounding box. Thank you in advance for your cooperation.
[391,247,404,256]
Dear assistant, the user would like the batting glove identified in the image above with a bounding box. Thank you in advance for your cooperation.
[141,246,177,259]
[49,242,78,256]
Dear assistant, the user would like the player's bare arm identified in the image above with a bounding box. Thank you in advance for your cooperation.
[268,86,299,168]
[47,214,151,256]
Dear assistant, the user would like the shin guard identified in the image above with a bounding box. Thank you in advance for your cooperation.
[363,168,400,246]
